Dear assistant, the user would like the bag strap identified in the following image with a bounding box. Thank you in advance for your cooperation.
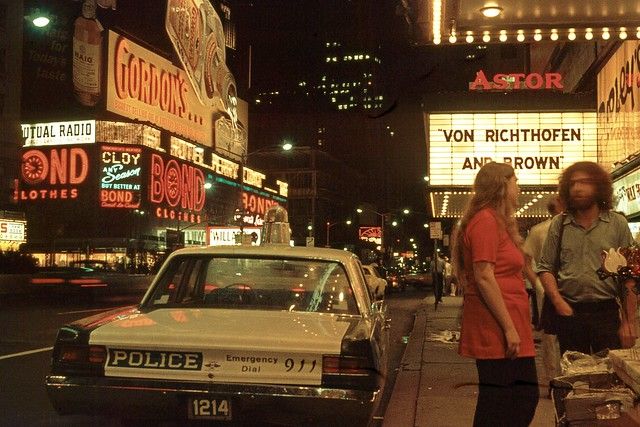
[553,213,567,275]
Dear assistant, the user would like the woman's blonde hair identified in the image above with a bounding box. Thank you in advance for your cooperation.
[451,162,522,281]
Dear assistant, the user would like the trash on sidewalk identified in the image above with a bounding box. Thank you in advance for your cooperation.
[560,350,610,376]
[551,371,636,425]
[425,329,460,343]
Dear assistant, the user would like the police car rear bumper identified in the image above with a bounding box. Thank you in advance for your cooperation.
[46,375,379,423]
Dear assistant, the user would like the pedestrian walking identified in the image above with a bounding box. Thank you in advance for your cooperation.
[433,254,445,303]
[537,161,637,355]
[452,162,538,427]
[523,198,563,384]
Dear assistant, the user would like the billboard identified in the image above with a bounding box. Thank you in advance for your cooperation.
[427,112,598,186]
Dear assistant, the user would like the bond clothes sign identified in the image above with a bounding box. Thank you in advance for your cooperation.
[106,31,213,147]
[427,112,598,186]
[14,147,90,201]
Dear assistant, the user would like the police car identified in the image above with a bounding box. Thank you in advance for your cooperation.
[46,208,389,426]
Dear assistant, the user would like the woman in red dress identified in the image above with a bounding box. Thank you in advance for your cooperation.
[452,162,538,426]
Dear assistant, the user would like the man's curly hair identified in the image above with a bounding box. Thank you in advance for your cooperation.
[558,161,612,212]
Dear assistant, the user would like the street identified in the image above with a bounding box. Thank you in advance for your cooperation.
[0,286,429,426]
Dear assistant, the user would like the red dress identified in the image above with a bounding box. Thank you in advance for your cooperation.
[458,208,535,359]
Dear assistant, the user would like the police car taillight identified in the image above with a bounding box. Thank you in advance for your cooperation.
[59,344,106,364]
[322,355,370,375]
[321,354,380,391]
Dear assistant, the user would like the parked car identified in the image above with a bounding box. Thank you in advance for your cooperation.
[46,244,389,426]
[362,263,387,299]
[402,268,433,288]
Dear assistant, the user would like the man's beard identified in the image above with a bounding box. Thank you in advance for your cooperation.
[569,194,596,211]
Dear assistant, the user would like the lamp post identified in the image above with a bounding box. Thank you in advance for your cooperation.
[325,219,351,247]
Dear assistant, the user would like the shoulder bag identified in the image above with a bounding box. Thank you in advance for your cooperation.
[537,215,565,334]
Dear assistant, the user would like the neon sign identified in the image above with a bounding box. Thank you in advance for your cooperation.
[100,145,142,208]
[14,147,89,202]
[150,153,205,223]
[469,70,563,91]
[242,192,280,218]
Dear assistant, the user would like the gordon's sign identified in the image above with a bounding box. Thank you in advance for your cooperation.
[428,112,598,186]
[106,31,212,147]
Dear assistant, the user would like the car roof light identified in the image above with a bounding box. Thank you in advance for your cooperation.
[261,206,291,245]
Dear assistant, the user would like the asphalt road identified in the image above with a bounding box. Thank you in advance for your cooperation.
[0,287,428,426]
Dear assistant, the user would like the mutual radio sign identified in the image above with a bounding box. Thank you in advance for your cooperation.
[427,112,598,186]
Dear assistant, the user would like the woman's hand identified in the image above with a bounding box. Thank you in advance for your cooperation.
[504,328,521,359]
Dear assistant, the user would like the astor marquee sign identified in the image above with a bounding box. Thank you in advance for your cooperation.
[428,112,598,186]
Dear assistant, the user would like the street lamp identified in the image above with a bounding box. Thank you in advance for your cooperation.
[325,219,351,247]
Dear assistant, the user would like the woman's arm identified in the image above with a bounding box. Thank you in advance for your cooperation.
[473,261,520,359]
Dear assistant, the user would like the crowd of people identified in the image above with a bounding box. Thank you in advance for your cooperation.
[452,160,638,427]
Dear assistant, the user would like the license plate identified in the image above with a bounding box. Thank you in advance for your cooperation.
[188,397,232,420]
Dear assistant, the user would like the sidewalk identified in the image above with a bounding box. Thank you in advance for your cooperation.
[383,295,555,427]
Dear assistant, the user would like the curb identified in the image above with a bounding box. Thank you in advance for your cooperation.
[382,304,428,427]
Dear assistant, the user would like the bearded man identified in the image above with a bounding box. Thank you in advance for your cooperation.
[537,161,637,355]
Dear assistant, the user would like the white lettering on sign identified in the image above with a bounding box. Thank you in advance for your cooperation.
[428,112,598,186]
[613,168,640,217]
[170,136,207,167]
[206,226,261,246]
[243,167,265,188]
[276,180,288,197]
[21,120,96,146]
[210,153,239,179]
[0,221,26,242]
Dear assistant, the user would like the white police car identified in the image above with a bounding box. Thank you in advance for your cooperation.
[46,208,389,426]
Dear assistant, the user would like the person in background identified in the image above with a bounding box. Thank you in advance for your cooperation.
[444,256,455,296]
[433,254,445,303]
[523,197,564,384]
[537,161,637,354]
[452,162,538,427]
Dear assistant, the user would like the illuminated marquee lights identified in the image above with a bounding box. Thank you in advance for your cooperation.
[428,112,598,186]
